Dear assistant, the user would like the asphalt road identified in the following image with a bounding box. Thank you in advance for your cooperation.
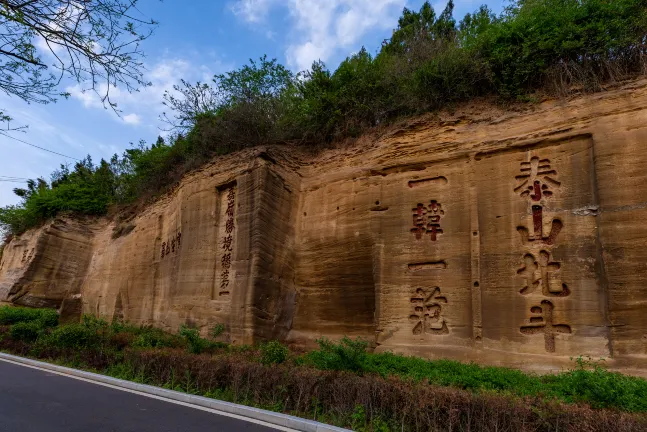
[0,360,280,432]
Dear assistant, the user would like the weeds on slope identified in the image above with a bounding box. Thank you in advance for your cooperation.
[0,306,646,431]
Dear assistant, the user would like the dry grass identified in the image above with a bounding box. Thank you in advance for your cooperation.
[124,349,647,432]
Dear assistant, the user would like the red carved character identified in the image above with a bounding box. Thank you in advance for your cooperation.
[225,218,235,234]
[221,253,231,269]
[222,234,233,252]
[514,156,561,202]
[411,201,444,241]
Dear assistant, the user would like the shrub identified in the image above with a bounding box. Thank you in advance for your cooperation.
[303,337,369,373]
[545,356,647,412]
[0,305,57,326]
[10,322,41,342]
[44,324,99,350]
[132,328,177,349]
[123,349,647,430]
[178,325,208,354]
[260,341,288,365]
[210,323,225,339]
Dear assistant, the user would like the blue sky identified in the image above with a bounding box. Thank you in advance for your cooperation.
[0,0,505,207]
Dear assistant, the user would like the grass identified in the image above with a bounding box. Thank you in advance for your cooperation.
[0,306,646,431]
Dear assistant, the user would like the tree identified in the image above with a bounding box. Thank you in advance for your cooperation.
[161,80,220,132]
[0,0,158,134]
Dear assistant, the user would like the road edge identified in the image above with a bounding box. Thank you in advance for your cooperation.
[0,352,350,432]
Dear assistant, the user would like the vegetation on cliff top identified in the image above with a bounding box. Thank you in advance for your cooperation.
[1,306,647,430]
[1,0,647,238]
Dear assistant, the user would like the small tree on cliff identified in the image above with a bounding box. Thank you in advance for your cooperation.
[0,0,158,134]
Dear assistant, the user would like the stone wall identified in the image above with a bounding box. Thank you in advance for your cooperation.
[2,80,647,374]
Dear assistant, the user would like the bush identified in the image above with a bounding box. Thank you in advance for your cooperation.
[303,337,369,373]
[178,325,208,354]
[260,341,288,365]
[132,328,177,349]
[0,306,58,328]
[210,324,225,339]
[123,349,647,430]
[545,357,647,412]
[10,322,41,342]
[44,324,99,350]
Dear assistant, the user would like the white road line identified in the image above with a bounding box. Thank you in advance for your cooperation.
[0,357,297,432]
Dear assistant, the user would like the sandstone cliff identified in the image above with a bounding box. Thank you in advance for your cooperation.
[2,80,647,375]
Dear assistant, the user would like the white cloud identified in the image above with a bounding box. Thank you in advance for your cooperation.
[65,58,224,130]
[230,0,276,23]
[123,113,141,125]
[231,0,406,72]
[289,0,406,72]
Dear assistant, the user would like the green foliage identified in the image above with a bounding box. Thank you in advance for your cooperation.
[302,337,369,373]
[44,323,100,350]
[2,0,646,236]
[259,340,288,365]
[131,327,177,349]
[0,305,57,328]
[544,356,647,411]
[210,323,225,339]
[472,0,647,96]
[178,325,208,354]
[302,347,647,413]
[10,321,41,342]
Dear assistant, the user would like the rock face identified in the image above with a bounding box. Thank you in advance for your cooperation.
[2,80,647,374]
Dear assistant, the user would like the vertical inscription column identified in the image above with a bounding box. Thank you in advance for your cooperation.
[373,167,471,356]
[213,184,237,299]
[408,200,450,336]
[477,137,609,360]
[514,157,571,352]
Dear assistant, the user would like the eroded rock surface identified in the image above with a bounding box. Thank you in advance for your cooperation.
[2,80,647,374]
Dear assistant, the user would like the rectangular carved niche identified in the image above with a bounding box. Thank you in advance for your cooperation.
[475,136,609,357]
[213,182,237,299]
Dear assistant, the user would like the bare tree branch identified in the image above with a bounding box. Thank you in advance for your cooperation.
[0,0,158,128]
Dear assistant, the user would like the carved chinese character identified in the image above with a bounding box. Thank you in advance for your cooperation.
[166,242,170,255]
[410,201,444,241]
[411,204,428,239]
[520,300,571,352]
[409,287,449,335]
[514,156,561,202]
[227,188,236,203]
[176,232,182,247]
[517,205,562,245]
[21,250,28,262]
[220,278,230,290]
[221,253,231,269]
[171,238,176,252]
[161,242,166,259]
[517,251,570,297]
[225,218,235,234]
[222,235,233,252]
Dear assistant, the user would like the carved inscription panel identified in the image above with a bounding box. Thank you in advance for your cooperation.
[214,184,237,299]
[476,137,609,357]
[372,166,472,350]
